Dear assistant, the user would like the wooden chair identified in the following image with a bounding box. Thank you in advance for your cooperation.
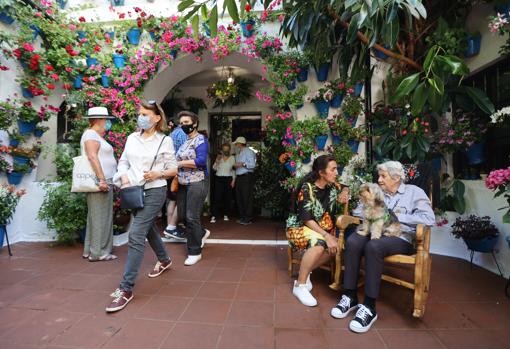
[332,204,432,318]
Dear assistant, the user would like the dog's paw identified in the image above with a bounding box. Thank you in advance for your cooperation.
[357,229,368,236]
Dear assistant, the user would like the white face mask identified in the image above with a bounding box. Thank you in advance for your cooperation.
[137,114,153,130]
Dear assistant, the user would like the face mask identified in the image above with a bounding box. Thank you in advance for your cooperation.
[137,114,153,130]
[222,150,230,156]
[181,124,195,134]
[104,120,112,132]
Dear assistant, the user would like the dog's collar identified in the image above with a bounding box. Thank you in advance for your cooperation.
[366,211,391,224]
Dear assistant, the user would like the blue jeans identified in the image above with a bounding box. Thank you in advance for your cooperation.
[177,179,208,256]
[120,186,170,292]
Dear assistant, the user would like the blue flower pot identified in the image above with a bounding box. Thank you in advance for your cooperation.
[21,87,33,99]
[464,36,481,58]
[111,0,125,6]
[0,11,14,25]
[9,139,20,147]
[13,155,30,166]
[302,156,311,164]
[241,20,255,38]
[464,141,485,165]
[77,31,86,39]
[296,103,304,109]
[7,172,24,185]
[354,82,364,97]
[0,225,5,248]
[284,137,296,146]
[56,0,67,9]
[127,28,141,45]
[337,166,344,175]
[101,74,109,87]
[17,120,37,135]
[86,56,98,67]
[348,140,359,153]
[106,31,115,39]
[149,31,159,41]
[330,94,344,108]
[284,162,296,174]
[113,54,125,68]
[463,236,499,253]
[344,113,357,126]
[74,75,83,89]
[332,135,341,145]
[287,80,296,91]
[374,45,390,60]
[297,67,309,82]
[33,129,44,138]
[314,100,330,118]
[170,50,178,59]
[30,25,40,40]
[316,63,330,82]
[315,135,328,151]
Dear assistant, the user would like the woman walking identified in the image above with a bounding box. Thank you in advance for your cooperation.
[106,101,177,313]
[81,107,118,262]
[210,143,235,223]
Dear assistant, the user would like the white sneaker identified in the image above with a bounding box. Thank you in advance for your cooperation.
[201,229,210,248]
[184,254,202,266]
[292,281,317,307]
[223,215,229,221]
[210,216,216,223]
[305,273,313,292]
[349,305,378,333]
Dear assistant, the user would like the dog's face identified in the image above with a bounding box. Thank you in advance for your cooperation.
[358,183,385,207]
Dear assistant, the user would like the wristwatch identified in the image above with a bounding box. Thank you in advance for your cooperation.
[243,162,247,168]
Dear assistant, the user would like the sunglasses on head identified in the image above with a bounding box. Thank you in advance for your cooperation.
[147,100,157,105]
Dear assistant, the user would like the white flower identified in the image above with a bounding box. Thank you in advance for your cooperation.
[489,106,510,123]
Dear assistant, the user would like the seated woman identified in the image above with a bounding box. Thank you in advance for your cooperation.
[287,155,349,307]
[330,160,435,333]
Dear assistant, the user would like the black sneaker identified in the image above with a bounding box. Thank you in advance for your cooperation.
[239,220,252,225]
[164,229,186,242]
[349,304,378,333]
[330,295,358,319]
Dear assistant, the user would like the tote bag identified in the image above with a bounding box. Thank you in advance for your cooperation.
[71,146,100,192]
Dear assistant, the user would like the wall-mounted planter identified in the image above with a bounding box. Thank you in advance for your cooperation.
[464,141,485,165]
[354,82,364,97]
[464,35,481,58]
[12,155,30,166]
[330,94,344,108]
[241,20,255,38]
[0,11,14,25]
[297,67,309,82]
[6,171,24,185]
[112,54,125,68]
[315,63,330,82]
[332,135,341,145]
[314,100,330,118]
[9,139,20,147]
[77,31,86,39]
[287,80,296,91]
[17,120,37,135]
[86,56,98,67]
[101,74,110,87]
[21,87,34,99]
[74,75,83,89]
[111,0,125,6]
[315,135,328,151]
[126,28,141,45]
[348,140,359,153]
[56,0,67,9]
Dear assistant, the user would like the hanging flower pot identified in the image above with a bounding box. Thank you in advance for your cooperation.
[332,135,342,145]
[330,94,344,108]
[315,135,328,151]
[464,141,485,165]
[287,80,297,91]
[7,171,24,185]
[343,112,358,126]
[149,30,160,41]
[30,25,40,41]
[77,31,87,39]
[302,156,311,164]
[464,35,481,58]
[241,20,256,38]
[17,120,37,135]
[283,137,296,147]
[297,67,309,82]
[170,50,178,60]
[21,87,34,99]
[127,28,141,45]
[86,56,98,67]
[12,155,30,166]
[463,236,499,253]
[33,128,45,138]
[9,139,20,147]
[348,140,359,153]
[74,75,83,89]
[56,0,67,9]
[354,82,364,97]
[314,100,330,118]
[111,0,125,6]
[284,161,296,174]
[101,74,110,88]
[112,54,125,68]
[374,45,390,60]
[315,63,330,82]
[0,225,5,249]
[0,11,14,25]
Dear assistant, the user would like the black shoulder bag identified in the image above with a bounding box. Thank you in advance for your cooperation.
[120,136,166,210]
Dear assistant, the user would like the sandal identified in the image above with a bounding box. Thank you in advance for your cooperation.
[89,254,118,262]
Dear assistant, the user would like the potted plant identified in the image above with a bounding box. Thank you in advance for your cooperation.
[0,184,26,248]
[347,127,368,152]
[6,163,31,185]
[253,34,283,59]
[267,52,300,88]
[240,3,257,38]
[263,111,294,146]
[17,101,39,134]
[306,83,334,118]
[0,100,15,130]
[33,125,49,138]
[327,143,354,171]
[185,97,207,114]
[485,167,510,223]
[342,94,364,121]
[451,215,499,253]
[302,116,329,150]
[7,130,24,147]
[425,18,468,57]
[0,0,15,25]
[464,31,482,57]
[272,85,308,110]
[296,50,312,82]
[330,79,347,108]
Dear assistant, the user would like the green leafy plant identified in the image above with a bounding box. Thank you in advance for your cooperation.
[263,111,294,146]
[0,100,16,130]
[301,116,329,137]
[327,143,354,168]
[272,85,308,109]
[206,77,253,107]
[0,184,26,225]
[437,174,466,214]
[7,130,25,144]
[185,97,207,112]
[425,18,467,56]
[342,95,364,117]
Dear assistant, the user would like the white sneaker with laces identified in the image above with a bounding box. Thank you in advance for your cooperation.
[210,216,216,223]
[292,281,317,307]
[223,215,229,221]
[349,304,378,333]
[201,229,210,248]
[184,254,202,266]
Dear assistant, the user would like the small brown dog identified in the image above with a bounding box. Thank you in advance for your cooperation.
[357,183,401,239]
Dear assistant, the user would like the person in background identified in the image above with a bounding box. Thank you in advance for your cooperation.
[167,111,210,266]
[330,160,435,333]
[106,101,177,313]
[170,117,188,153]
[81,107,118,262]
[233,136,256,225]
[210,143,235,223]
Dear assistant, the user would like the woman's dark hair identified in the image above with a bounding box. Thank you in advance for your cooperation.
[178,110,199,128]
[289,154,336,213]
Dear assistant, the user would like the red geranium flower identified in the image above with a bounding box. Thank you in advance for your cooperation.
[47,83,56,90]
[246,24,253,31]
[94,45,101,52]
[0,66,8,71]
[245,4,251,11]
[45,64,54,71]
[79,16,86,22]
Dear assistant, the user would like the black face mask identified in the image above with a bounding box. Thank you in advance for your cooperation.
[222,151,230,156]
[181,124,195,134]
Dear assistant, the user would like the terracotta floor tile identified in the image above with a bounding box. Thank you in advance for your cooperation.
[372,301,427,330]
[12,288,75,311]
[50,314,125,348]
[160,322,222,349]
[227,301,274,326]
[54,273,108,291]
[241,268,278,284]
[420,302,477,330]
[449,301,510,329]
[378,329,445,349]
[0,339,40,349]
[208,267,245,282]
[275,328,328,349]
[179,298,232,323]
[0,284,38,308]
[135,296,191,321]
[0,307,42,336]
[275,302,324,329]
[58,290,112,315]
[102,318,174,349]
[433,329,510,349]
[235,282,275,301]
[157,279,203,298]
[323,328,387,348]
[20,272,72,289]
[105,293,153,321]
[219,325,275,349]
[0,269,38,286]
[169,267,213,281]
[196,281,238,300]
[216,256,248,268]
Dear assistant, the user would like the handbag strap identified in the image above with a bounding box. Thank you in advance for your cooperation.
[141,135,167,188]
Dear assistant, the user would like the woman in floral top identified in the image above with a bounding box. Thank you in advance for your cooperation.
[287,155,349,307]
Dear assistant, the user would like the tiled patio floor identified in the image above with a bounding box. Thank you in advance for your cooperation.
[0,220,509,349]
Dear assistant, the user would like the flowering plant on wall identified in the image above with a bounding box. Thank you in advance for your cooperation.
[263,111,294,146]
[485,167,510,223]
[489,106,510,126]
[266,52,300,85]
[209,25,241,62]
[488,12,510,54]
[305,83,334,103]
[435,110,487,154]
[252,33,282,59]
[0,184,26,225]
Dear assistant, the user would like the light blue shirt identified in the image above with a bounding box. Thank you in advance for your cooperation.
[235,147,256,175]
[352,183,435,243]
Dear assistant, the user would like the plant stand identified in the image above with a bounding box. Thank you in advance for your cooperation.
[468,249,503,277]
[0,225,13,256]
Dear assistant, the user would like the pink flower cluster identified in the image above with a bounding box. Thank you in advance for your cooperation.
[255,90,272,103]
[485,167,510,190]
[105,131,127,159]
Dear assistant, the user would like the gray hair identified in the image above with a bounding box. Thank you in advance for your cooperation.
[377,161,406,183]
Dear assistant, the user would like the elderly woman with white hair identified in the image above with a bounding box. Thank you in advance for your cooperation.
[330,160,435,333]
